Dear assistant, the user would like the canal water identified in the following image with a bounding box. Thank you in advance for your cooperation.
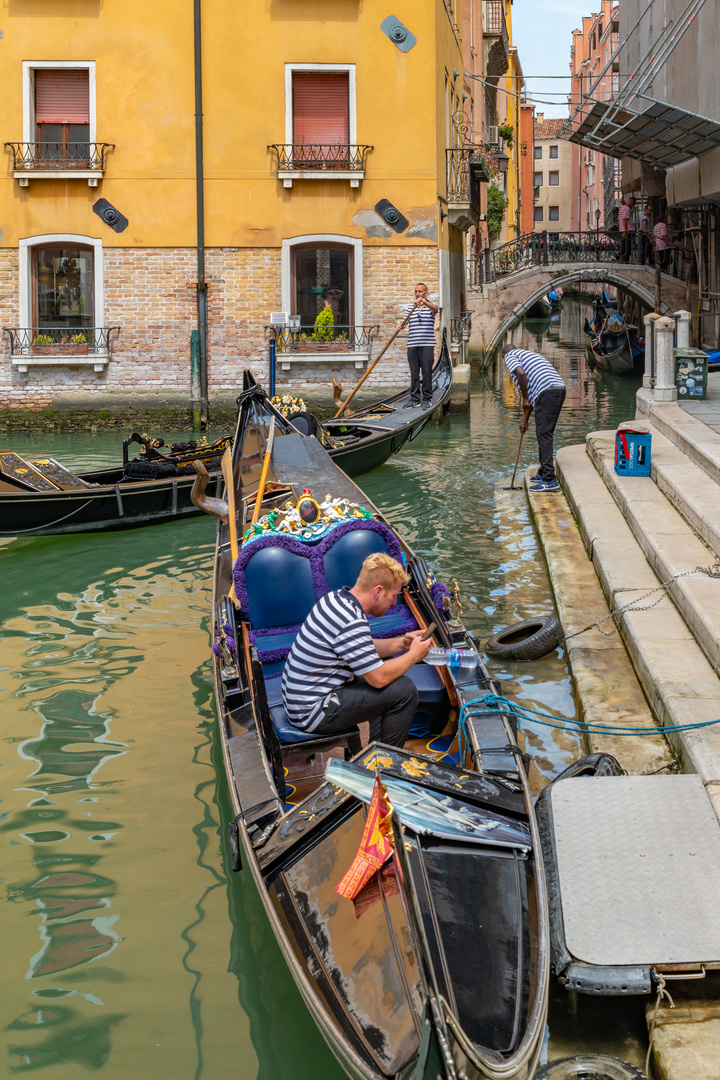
[0,297,647,1077]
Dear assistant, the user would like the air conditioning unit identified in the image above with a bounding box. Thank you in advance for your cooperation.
[486,126,499,147]
[270,312,288,325]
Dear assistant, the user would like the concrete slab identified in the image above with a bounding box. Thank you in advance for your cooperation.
[525,461,671,773]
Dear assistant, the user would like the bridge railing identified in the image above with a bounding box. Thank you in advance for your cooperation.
[468,230,623,285]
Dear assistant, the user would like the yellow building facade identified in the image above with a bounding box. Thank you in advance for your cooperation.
[0,0,485,414]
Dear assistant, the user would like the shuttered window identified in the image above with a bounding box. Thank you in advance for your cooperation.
[35,70,90,125]
[293,73,349,145]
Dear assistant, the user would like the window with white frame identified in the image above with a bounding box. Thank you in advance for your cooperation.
[549,206,560,221]
[534,206,543,222]
[19,234,104,338]
[22,62,96,166]
[285,64,356,167]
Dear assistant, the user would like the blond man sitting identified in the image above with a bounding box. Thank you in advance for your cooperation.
[281,552,432,746]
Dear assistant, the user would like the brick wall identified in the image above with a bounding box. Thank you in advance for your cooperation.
[0,244,439,408]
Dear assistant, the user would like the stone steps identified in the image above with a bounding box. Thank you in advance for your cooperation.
[637,384,720,486]
[586,428,720,672]
[524,464,672,775]
[555,443,720,820]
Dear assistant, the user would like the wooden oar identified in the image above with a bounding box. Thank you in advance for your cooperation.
[250,416,275,526]
[224,418,275,605]
[334,302,419,418]
[221,446,240,562]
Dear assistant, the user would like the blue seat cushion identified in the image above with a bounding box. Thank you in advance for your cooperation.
[269,701,358,746]
[319,519,403,593]
[239,543,318,630]
[406,662,447,704]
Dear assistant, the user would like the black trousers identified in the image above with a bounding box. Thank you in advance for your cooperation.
[619,234,635,262]
[313,675,418,747]
[534,387,566,482]
[407,346,434,404]
[638,234,653,265]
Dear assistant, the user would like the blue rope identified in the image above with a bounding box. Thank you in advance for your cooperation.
[458,692,720,740]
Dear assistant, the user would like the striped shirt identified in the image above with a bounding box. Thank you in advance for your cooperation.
[403,297,438,347]
[653,222,668,251]
[618,203,635,233]
[503,348,565,407]
[281,588,382,731]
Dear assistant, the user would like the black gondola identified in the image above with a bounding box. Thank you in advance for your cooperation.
[583,297,644,376]
[0,344,452,537]
[201,373,549,1080]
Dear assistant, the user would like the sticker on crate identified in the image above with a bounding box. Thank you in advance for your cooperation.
[614,424,651,477]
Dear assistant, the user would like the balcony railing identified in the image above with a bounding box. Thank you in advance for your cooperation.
[3,326,120,356]
[265,324,379,353]
[268,144,373,173]
[5,142,114,171]
[447,147,492,230]
[484,0,508,42]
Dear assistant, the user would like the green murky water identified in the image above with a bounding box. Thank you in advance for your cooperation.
[0,298,647,1076]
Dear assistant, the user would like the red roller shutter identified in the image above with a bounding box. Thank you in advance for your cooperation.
[293,73,349,145]
[35,70,90,124]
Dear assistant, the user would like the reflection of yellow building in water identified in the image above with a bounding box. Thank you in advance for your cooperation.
[0,0,495,417]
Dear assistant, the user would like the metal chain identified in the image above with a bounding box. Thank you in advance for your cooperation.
[565,563,720,642]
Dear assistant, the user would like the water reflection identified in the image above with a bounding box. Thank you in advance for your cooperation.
[0,297,646,1076]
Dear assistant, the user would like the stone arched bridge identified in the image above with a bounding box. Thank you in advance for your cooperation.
[467,258,687,358]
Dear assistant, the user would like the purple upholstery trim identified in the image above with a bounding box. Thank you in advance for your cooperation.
[315,517,402,564]
[431,581,451,614]
[233,517,402,618]
[232,532,325,617]
[212,623,236,658]
[257,647,291,664]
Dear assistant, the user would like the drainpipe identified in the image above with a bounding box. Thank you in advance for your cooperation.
[193,0,208,431]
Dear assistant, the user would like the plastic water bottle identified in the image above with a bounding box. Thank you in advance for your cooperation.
[424,648,478,671]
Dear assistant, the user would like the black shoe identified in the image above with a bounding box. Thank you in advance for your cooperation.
[421,399,432,409]
[404,400,420,409]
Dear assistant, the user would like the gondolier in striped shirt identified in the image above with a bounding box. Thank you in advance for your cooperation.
[398,283,438,409]
[282,552,432,745]
[502,345,566,492]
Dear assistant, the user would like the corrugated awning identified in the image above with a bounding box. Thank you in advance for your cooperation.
[563,99,720,170]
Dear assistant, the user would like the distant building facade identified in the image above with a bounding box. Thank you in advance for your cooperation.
[569,1,621,231]
[532,117,573,233]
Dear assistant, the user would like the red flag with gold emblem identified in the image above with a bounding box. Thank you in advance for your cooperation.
[335,774,394,900]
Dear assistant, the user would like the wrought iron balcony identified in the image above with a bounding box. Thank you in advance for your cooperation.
[4,142,114,185]
[267,144,373,188]
[446,146,492,231]
[266,324,379,353]
[3,326,120,372]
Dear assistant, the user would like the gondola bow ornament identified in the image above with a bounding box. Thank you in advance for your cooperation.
[335,773,394,900]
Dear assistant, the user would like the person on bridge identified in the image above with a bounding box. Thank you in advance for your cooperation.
[502,345,566,493]
[618,196,636,263]
[653,215,671,271]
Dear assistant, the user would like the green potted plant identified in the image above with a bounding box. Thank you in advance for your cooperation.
[32,332,55,355]
[313,302,334,344]
[498,123,514,149]
[65,332,92,355]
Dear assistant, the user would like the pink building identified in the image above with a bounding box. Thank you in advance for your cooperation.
[569,2,621,232]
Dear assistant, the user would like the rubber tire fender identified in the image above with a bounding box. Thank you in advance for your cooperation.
[227,821,243,873]
[550,752,624,783]
[483,615,564,662]
[534,1056,648,1080]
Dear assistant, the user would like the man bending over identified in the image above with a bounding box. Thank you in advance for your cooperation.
[282,552,432,746]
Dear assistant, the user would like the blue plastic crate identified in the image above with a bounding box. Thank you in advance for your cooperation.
[614,429,651,477]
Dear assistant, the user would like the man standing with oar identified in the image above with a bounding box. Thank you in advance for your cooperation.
[398,283,438,409]
[502,344,566,492]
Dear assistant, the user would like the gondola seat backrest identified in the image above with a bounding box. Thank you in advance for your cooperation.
[233,518,404,632]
